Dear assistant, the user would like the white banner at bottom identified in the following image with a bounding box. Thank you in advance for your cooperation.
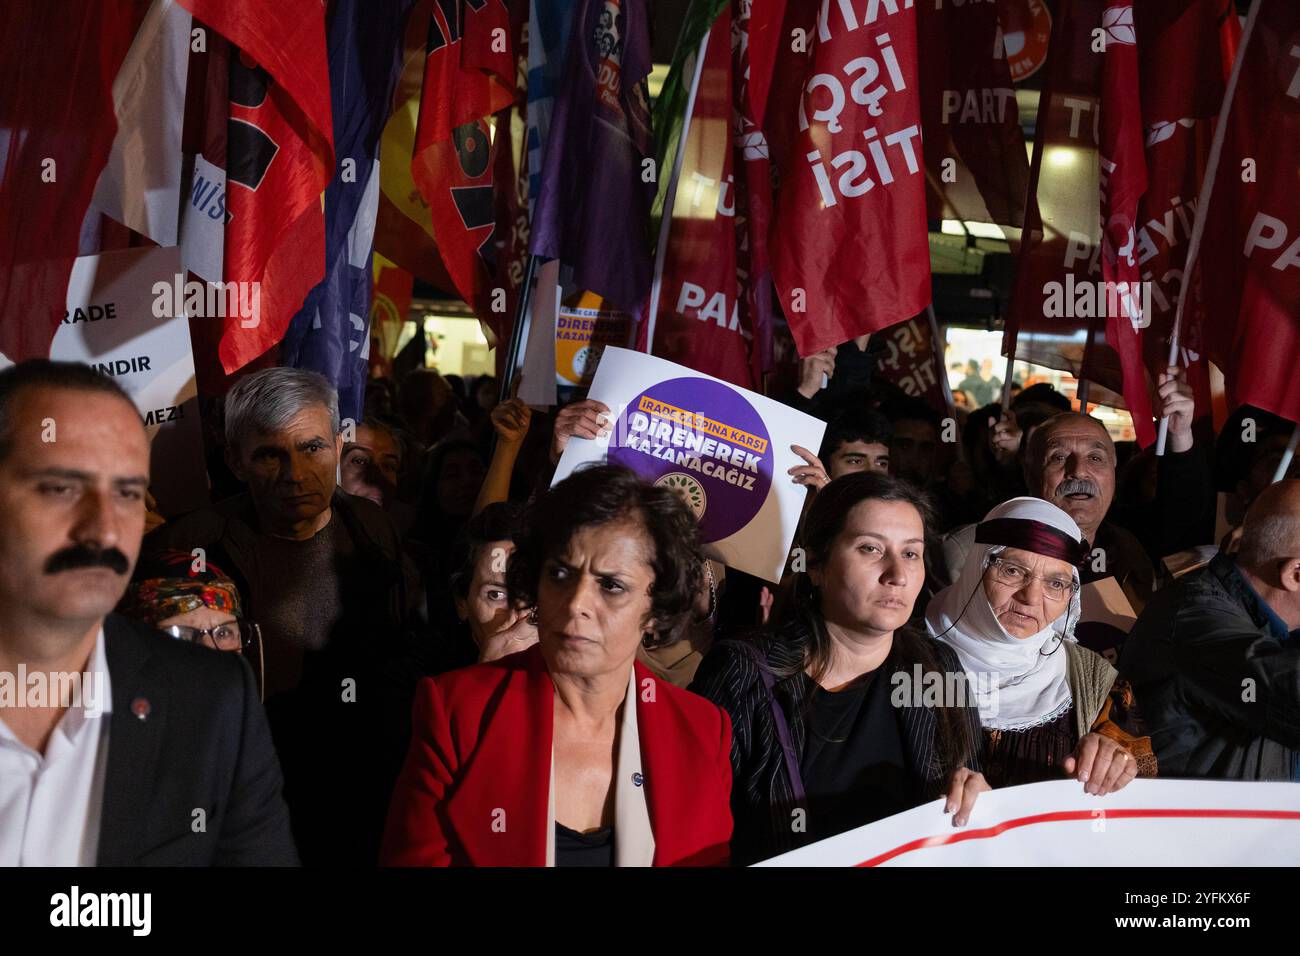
[756,779,1300,866]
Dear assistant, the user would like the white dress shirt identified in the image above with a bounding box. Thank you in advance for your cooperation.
[0,628,113,866]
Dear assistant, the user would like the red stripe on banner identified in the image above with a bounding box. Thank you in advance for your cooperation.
[855,808,1300,867]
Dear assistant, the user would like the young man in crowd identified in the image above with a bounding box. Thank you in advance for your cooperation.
[880,394,942,489]
[818,409,893,478]
[0,360,295,865]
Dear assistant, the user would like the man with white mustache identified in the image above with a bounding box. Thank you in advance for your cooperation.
[940,408,1207,664]
[1022,414,1158,611]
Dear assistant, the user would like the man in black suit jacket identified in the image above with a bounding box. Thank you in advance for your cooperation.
[96,613,298,865]
[0,360,296,866]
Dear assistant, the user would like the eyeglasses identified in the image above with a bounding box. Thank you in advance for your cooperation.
[160,619,259,652]
[986,557,1078,602]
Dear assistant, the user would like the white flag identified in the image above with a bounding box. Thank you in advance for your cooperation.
[86,0,191,246]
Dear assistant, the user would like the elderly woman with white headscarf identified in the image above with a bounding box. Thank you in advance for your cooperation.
[925,497,1155,793]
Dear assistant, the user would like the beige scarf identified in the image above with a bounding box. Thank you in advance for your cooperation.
[546,668,655,867]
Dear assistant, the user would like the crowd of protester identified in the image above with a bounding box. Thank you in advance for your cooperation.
[1,343,1298,867]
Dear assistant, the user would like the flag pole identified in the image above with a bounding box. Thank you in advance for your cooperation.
[1273,423,1300,484]
[1155,0,1261,455]
[499,252,538,403]
[1077,318,1096,412]
[999,353,1014,411]
[645,27,711,356]
[926,304,956,418]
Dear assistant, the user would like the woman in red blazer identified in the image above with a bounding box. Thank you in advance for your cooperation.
[382,465,733,867]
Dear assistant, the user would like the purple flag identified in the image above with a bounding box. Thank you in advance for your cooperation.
[528,0,654,315]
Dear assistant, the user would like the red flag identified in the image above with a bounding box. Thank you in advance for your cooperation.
[176,0,335,374]
[873,314,950,413]
[0,1,143,362]
[651,12,756,388]
[1004,0,1106,395]
[372,0,460,297]
[734,0,780,379]
[1185,0,1300,424]
[410,0,514,326]
[768,0,932,357]
[1096,1,1155,445]
[369,254,415,379]
[488,0,531,358]
[745,0,786,133]
[918,0,1030,228]
[1132,0,1238,426]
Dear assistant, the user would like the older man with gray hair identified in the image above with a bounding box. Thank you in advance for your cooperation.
[143,367,414,865]
[941,393,1213,662]
[1121,479,1300,781]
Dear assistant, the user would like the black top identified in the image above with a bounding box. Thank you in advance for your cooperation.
[555,823,614,868]
[689,622,985,865]
[1121,552,1300,780]
[799,667,913,843]
[981,705,1078,789]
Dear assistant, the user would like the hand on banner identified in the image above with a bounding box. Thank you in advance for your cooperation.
[789,444,831,491]
[797,349,837,400]
[988,409,1022,465]
[491,397,532,446]
[943,767,990,827]
[551,399,612,464]
[1063,733,1138,795]
[1156,365,1195,454]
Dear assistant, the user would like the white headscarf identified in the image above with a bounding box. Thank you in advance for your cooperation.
[925,497,1085,731]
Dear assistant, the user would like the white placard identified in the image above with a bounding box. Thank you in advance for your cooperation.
[553,347,825,583]
[53,246,209,515]
[757,778,1300,866]
[179,153,226,284]
[1075,575,1139,664]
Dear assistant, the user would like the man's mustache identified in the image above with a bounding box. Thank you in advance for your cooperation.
[44,545,130,575]
[1056,477,1100,498]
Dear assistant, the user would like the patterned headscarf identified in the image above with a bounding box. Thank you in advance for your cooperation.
[119,550,243,626]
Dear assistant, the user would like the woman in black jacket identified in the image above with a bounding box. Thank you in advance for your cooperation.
[690,472,989,865]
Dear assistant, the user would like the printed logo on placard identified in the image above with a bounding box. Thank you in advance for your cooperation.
[655,473,707,518]
[610,377,773,542]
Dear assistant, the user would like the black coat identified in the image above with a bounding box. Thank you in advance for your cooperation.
[1120,553,1300,780]
[689,616,983,865]
[142,490,419,865]
[96,614,297,865]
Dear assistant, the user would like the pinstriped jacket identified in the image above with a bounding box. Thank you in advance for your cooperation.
[690,616,983,865]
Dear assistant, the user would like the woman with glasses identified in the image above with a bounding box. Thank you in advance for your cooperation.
[925,497,1155,792]
[119,550,259,653]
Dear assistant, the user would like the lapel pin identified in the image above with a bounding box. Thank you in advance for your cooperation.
[131,697,151,721]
